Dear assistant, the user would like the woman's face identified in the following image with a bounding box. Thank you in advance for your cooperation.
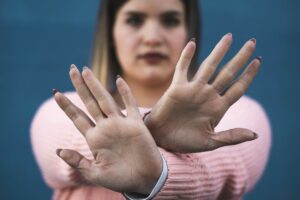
[113,0,187,87]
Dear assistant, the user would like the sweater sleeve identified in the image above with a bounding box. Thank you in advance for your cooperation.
[153,96,272,200]
[30,92,95,189]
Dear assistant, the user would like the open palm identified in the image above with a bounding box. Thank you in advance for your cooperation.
[54,67,162,195]
[145,33,260,153]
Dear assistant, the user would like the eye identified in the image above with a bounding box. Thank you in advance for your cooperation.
[126,16,143,27]
[161,16,180,28]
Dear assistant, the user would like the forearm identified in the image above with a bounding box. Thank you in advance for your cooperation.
[144,97,271,199]
[155,134,270,200]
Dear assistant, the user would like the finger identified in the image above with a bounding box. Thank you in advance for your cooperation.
[56,149,97,182]
[69,64,103,121]
[172,39,196,84]
[82,67,120,117]
[56,149,93,169]
[223,57,261,106]
[209,128,258,149]
[212,38,256,92]
[116,76,141,119]
[53,90,95,136]
[194,33,233,83]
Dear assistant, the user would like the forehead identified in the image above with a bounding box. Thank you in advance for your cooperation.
[118,0,185,15]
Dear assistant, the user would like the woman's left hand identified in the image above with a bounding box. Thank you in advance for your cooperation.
[53,66,162,195]
[144,34,260,153]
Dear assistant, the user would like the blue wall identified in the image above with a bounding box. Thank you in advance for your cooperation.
[0,0,299,199]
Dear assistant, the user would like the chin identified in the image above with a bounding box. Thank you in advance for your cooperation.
[140,72,172,88]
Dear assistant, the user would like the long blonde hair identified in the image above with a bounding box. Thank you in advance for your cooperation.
[91,0,202,92]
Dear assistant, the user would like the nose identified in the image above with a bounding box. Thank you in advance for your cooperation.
[142,21,163,47]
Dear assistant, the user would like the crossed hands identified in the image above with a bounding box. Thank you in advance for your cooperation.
[53,33,261,195]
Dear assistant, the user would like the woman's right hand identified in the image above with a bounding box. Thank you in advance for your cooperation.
[53,66,162,195]
[144,33,261,153]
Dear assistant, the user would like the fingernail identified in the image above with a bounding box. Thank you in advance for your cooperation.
[253,132,259,139]
[250,38,256,44]
[116,74,121,79]
[52,88,58,95]
[70,64,76,70]
[56,149,62,156]
[190,37,196,43]
[256,56,262,63]
[83,66,89,71]
[226,32,232,37]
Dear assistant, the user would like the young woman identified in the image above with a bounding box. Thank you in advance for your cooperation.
[31,0,271,199]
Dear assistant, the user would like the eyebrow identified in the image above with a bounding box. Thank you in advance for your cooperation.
[161,11,182,18]
[125,11,146,18]
[124,10,183,18]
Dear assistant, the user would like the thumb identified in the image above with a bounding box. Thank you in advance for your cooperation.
[209,128,258,149]
[56,149,92,168]
[56,149,95,181]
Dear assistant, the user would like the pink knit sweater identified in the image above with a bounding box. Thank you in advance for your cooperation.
[30,92,271,200]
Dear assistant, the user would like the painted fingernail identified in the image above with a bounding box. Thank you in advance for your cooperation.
[70,64,76,70]
[256,56,262,63]
[56,149,62,156]
[52,88,58,95]
[190,37,196,43]
[250,38,256,44]
[253,132,259,139]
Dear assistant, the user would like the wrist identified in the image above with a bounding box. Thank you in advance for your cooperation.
[124,154,168,199]
[143,111,158,135]
[138,153,163,195]
[143,111,152,125]
[143,111,167,149]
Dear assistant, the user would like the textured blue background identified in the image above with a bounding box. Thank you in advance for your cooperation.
[1,0,299,199]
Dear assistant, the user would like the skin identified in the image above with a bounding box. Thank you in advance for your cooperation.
[54,67,162,195]
[53,0,261,195]
[113,0,187,107]
[144,34,260,153]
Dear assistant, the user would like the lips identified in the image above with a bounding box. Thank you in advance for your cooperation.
[138,52,168,64]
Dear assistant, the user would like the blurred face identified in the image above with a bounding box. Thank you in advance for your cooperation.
[113,0,187,87]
